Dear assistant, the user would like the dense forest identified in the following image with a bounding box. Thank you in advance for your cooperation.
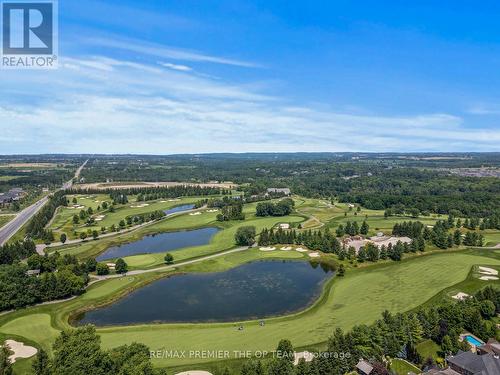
[76,154,500,218]
[0,252,88,311]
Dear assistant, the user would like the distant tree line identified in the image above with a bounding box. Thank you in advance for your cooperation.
[70,185,226,199]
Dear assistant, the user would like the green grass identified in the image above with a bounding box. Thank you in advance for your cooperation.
[48,194,203,240]
[53,200,305,269]
[416,339,441,361]
[390,358,421,375]
[94,250,500,367]
[0,215,14,228]
[0,249,499,369]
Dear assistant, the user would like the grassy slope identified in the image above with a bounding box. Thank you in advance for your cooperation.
[0,215,14,228]
[95,250,500,367]
[1,249,499,369]
[53,201,305,269]
[48,194,203,240]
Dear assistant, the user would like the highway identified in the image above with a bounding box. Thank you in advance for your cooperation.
[0,159,88,245]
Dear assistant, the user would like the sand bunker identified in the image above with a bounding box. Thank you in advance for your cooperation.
[4,340,37,363]
[189,212,202,216]
[293,351,314,366]
[168,199,180,202]
[206,209,218,212]
[259,246,276,251]
[175,371,213,375]
[478,266,498,276]
[308,252,320,258]
[94,215,106,221]
[452,292,470,300]
[479,276,499,280]
[131,203,149,208]
[295,247,308,252]
[280,246,292,251]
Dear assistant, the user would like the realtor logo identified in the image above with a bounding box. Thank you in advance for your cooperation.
[1,0,58,68]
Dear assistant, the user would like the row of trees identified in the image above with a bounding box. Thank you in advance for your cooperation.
[256,198,295,217]
[25,191,67,239]
[237,286,500,375]
[335,220,369,237]
[70,185,226,199]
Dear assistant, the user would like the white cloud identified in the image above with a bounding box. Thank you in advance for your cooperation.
[160,62,192,71]
[0,55,498,154]
[80,36,260,68]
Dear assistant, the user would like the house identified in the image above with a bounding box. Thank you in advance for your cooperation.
[423,368,460,375]
[266,188,291,196]
[446,350,500,375]
[477,339,500,356]
[278,223,290,229]
[26,269,41,277]
[343,235,412,254]
[355,359,373,375]
[0,188,25,204]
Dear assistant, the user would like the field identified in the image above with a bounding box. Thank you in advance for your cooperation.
[3,196,500,372]
[47,194,204,240]
[53,200,305,268]
[0,215,14,228]
[296,198,440,234]
[390,358,421,375]
[2,247,498,371]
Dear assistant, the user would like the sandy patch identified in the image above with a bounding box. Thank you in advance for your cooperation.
[106,263,116,270]
[259,246,276,251]
[175,371,213,375]
[189,212,201,216]
[293,351,314,366]
[452,292,470,300]
[479,266,498,276]
[206,209,218,212]
[4,340,37,363]
[295,247,308,252]
[479,276,499,280]
[168,199,181,202]
[280,246,292,251]
[131,203,149,208]
[308,252,320,258]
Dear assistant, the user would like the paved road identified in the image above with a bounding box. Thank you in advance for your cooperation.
[0,160,88,246]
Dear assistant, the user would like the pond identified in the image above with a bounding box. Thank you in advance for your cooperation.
[77,260,334,325]
[95,227,219,261]
[163,204,195,215]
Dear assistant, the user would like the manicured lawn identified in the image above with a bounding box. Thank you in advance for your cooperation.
[0,215,14,228]
[1,250,499,369]
[416,339,441,361]
[48,194,204,240]
[94,250,500,367]
[53,200,305,268]
[483,230,500,246]
[0,314,59,355]
[390,358,421,375]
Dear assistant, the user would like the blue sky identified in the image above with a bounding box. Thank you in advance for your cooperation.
[1,0,500,153]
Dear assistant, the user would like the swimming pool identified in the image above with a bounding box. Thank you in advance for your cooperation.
[464,335,483,346]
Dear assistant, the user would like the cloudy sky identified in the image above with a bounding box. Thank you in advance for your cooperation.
[1,0,500,153]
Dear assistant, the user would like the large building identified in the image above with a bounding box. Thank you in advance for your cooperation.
[0,188,24,204]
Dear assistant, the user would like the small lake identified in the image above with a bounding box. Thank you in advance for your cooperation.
[95,227,219,261]
[163,204,195,215]
[77,260,334,325]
